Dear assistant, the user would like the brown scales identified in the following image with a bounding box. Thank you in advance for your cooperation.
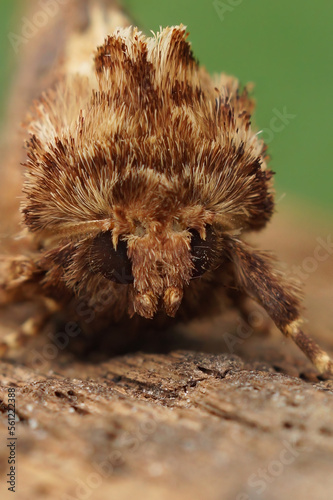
[0,15,332,376]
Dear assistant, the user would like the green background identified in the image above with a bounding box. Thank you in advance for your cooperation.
[1,0,332,213]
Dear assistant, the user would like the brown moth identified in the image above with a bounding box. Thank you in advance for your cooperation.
[0,0,332,375]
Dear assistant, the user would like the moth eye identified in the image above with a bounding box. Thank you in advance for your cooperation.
[89,231,134,284]
[189,225,215,278]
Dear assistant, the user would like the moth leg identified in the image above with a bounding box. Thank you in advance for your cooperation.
[0,255,41,304]
[0,255,54,355]
[228,290,273,336]
[227,239,333,376]
[0,298,58,356]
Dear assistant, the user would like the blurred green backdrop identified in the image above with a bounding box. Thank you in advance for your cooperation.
[1,0,332,213]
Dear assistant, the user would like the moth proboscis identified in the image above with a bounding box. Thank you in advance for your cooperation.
[0,0,332,377]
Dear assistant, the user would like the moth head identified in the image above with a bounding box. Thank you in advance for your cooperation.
[87,203,217,318]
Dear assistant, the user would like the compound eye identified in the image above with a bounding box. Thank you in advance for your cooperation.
[189,225,216,278]
[89,231,134,284]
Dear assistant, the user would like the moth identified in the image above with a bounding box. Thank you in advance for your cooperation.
[0,0,332,375]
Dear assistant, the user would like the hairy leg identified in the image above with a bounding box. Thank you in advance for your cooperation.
[227,289,273,336]
[226,238,333,375]
[0,255,41,304]
[0,255,56,355]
